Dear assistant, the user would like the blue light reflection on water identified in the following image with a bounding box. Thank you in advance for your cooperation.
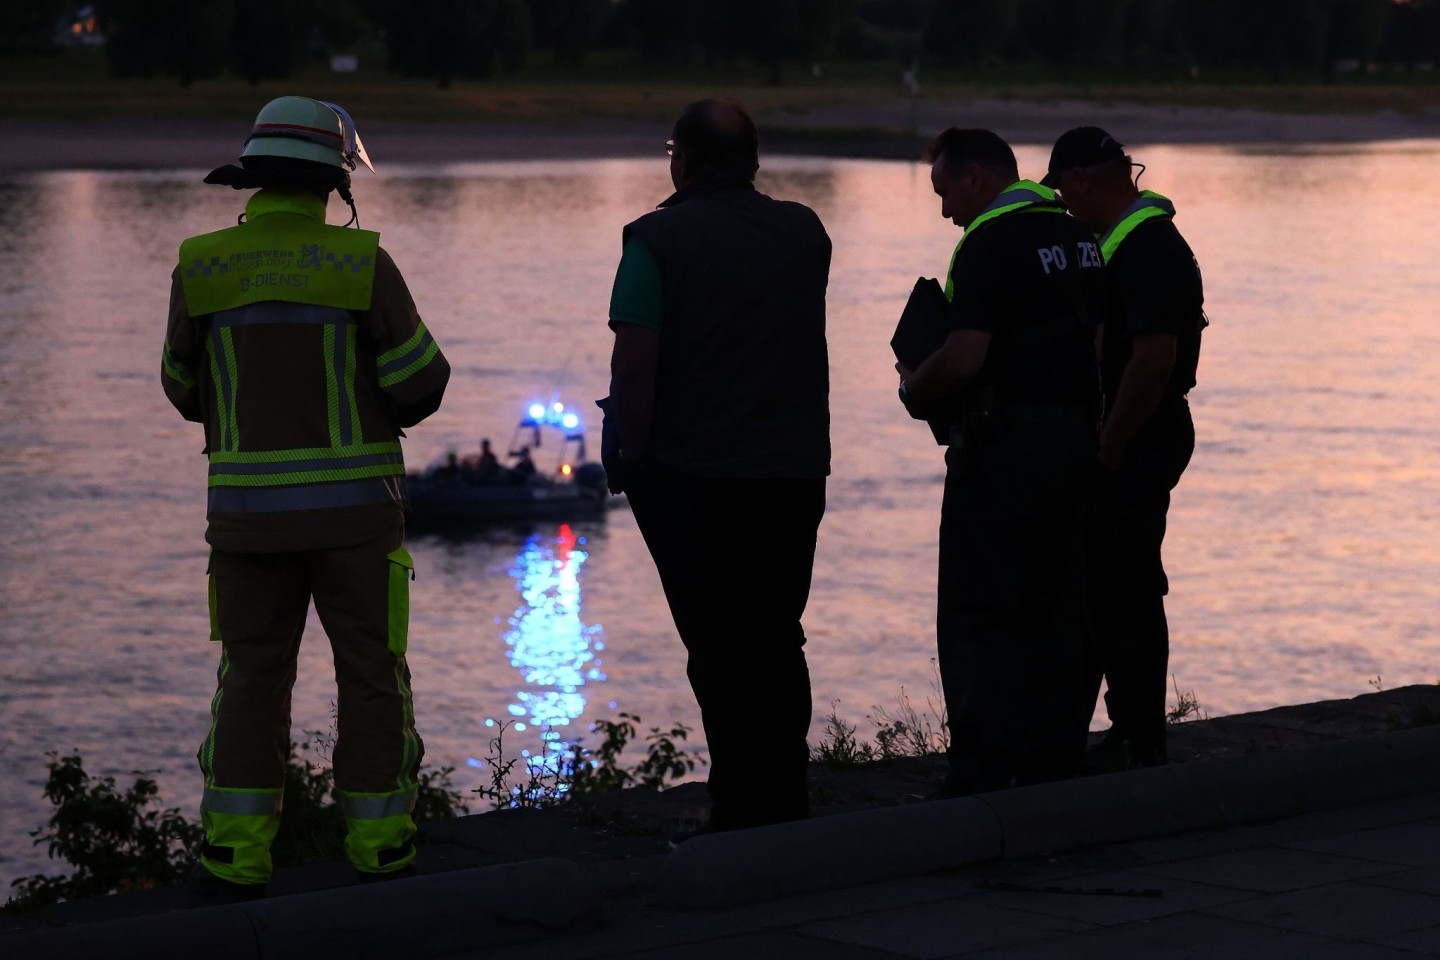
[470,523,608,791]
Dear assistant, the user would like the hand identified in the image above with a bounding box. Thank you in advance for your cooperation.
[895,363,924,419]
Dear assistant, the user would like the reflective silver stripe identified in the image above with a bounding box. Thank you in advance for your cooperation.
[201,787,282,817]
[988,186,1050,210]
[338,789,417,820]
[208,476,402,513]
[213,302,354,328]
[209,451,402,478]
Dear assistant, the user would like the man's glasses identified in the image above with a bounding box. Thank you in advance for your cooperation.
[665,139,677,157]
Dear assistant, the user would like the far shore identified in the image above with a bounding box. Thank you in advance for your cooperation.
[4,96,1438,174]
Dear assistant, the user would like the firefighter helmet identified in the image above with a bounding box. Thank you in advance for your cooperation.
[241,96,374,173]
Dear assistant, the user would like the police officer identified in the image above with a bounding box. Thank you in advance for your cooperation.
[898,128,1102,796]
[1040,127,1206,770]
[162,97,450,895]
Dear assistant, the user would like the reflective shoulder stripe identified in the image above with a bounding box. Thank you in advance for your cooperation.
[1099,191,1176,262]
[201,787,283,816]
[337,789,417,821]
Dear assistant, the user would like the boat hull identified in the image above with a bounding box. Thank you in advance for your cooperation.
[404,474,607,526]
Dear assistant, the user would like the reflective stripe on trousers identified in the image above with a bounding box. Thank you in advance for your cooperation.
[199,536,422,879]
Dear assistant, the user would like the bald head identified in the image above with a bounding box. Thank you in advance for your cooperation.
[671,99,760,183]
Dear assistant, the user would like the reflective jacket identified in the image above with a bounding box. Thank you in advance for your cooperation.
[163,189,449,551]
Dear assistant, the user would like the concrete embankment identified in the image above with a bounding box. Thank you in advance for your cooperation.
[7,686,1439,958]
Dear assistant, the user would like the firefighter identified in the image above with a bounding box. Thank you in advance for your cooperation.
[162,96,449,895]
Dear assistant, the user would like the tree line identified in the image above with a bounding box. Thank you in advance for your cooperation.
[9,0,1440,86]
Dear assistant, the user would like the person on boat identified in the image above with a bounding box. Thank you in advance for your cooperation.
[897,127,1101,797]
[509,445,537,481]
[1040,127,1206,771]
[436,449,462,482]
[161,96,449,897]
[606,99,831,835]
[472,438,502,481]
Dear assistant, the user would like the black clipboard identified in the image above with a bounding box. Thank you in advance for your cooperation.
[890,277,952,445]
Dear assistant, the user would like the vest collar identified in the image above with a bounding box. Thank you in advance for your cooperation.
[980,179,1061,217]
[658,178,755,209]
[244,189,328,223]
[1111,190,1175,225]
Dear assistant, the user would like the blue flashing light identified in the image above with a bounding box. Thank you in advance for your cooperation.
[528,403,546,420]
[514,722,528,731]
[484,718,496,727]
[561,413,580,429]
[552,402,565,414]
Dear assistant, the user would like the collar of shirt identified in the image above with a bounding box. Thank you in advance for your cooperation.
[245,188,328,223]
[657,178,755,209]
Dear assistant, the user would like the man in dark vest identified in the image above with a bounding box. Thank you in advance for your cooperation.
[1041,126,1206,770]
[163,96,449,895]
[606,99,831,834]
[898,128,1103,796]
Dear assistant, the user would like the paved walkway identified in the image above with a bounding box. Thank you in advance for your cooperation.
[493,790,1440,959]
[8,724,1440,959]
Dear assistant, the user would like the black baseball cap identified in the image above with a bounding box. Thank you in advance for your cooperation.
[1039,126,1127,187]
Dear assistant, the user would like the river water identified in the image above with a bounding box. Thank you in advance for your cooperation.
[2,143,1438,889]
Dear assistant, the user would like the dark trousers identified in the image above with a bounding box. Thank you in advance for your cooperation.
[627,464,825,831]
[1084,401,1195,761]
[938,406,1094,795]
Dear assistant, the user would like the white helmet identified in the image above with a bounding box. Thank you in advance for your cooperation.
[241,96,374,172]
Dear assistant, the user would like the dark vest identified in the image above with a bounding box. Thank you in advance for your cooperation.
[624,182,831,478]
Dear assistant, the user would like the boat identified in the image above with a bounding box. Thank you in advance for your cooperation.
[405,400,610,527]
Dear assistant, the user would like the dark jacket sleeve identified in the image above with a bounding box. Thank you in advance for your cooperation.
[162,266,204,423]
[369,247,450,427]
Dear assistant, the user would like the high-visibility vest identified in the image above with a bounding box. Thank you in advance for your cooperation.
[944,180,1067,301]
[1098,190,1176,262]
[180,190,379,313]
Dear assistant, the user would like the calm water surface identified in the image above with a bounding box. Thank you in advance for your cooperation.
[2,144,1438,887]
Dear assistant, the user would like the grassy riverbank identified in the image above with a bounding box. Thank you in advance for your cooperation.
[5,46,1440,124]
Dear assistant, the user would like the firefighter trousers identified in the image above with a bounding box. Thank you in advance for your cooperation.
[198,532,423,884]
